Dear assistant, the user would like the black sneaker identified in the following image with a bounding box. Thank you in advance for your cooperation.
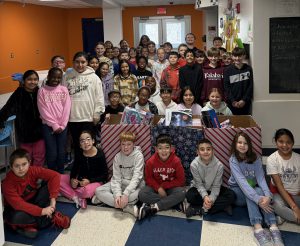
[172,201,186,213]
[133,201,143,218]
[139,203,157,220]
[186,205,202,218]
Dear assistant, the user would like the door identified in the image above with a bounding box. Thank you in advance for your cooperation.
[82,18,104,55]
[134,16,191,48]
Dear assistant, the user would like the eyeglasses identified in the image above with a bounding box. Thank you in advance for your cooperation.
[80,137,92,144]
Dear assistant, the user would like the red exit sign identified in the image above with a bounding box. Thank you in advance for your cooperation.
[157,7,167,15]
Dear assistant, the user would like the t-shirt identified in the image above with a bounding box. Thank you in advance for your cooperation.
[266,151,300,195]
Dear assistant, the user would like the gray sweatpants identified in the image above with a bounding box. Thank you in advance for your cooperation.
[138,186,185,211]
[273,193,300,223]
[95,181,143,207]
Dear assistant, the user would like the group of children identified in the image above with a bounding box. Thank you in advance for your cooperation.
[2,127,299,246]
[0,35,298,245]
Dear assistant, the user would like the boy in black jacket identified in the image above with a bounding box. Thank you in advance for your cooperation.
[224,47,253,115]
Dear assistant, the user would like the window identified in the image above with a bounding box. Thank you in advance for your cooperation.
[134,16,191,48]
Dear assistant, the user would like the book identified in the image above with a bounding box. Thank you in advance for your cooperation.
[201,109,221,128]
[120,106,153,125]
[165,109,193,127]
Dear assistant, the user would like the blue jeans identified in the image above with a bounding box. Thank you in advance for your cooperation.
[42,124,67,173]
[230,186,276,226]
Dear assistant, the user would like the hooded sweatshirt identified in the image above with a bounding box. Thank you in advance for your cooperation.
[201,63,225,104]
[145,150,185,191]
[37,84,71,131]
[190,155,224,203]
[63,66,105,122]
[0,87,42,143]
[2,166,60,217]
[202,101,232,116]
[111,146,145,197]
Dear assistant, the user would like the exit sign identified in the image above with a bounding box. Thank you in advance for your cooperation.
[157,7,167,15]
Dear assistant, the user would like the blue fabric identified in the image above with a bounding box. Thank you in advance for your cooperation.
[126,215,202,246]
[151,125,204,185]
[4,202,79,246]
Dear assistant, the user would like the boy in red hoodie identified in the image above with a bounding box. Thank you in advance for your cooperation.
[2,149,70,238]
[136,134,185,220]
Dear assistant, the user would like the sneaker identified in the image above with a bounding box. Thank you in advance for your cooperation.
[133,201,143,218]
[270,228,284,246]
[186,205,202,218]
[276,216,286,225]
[91,195,101,205]
[138,203,157,220]
[52,211,71,229]
[254,229,273,246]
[16,226,38,239]
[176,201,187,213]
[79,198,87,209]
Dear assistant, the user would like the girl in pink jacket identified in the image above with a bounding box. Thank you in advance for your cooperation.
[37,67,71,173]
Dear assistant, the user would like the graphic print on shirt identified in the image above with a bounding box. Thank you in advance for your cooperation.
[280,166,298,184]
[229,71,250,84]
[67,77,90,97]
[154,167,176,181]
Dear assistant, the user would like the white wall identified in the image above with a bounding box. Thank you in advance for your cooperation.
[252,0,300,148]
[203,7,218,50]
[102,7,123,45]
[218,0,253,45]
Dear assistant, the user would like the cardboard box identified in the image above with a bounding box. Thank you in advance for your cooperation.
[204,115,262,185]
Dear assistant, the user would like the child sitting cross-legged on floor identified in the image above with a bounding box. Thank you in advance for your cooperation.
[185,138,235,217]
[94,131,145,216]
[2,149,71,239]
[59,130,108,209]
[136,134,186,220]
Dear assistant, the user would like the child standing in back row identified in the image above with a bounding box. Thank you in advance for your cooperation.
[37,67,71,173]
[224,47,253,115]
[229,132,284,246]
[0,70,45,166]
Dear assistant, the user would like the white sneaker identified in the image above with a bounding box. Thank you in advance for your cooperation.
[91,195,101,205]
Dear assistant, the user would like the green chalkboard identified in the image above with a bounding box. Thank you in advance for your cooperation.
[269,17,300,93]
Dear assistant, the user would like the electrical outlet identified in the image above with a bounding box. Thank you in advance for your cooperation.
[10,53,14,58]
[36,49,39,55]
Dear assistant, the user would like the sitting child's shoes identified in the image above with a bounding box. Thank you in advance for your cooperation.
[16,226,38,239]
[79,198,87,209]
[269,228,284,246]
[186,206,202,218]
[138,203,157,220]
[254,229,273,246]
[52,211,71,229]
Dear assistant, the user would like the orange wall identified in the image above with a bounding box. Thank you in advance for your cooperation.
[122,5,204,48]
[0,2,102,93]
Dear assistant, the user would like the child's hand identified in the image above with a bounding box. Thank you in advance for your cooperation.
[259,196,273,213]
[50,198,56,210]
[158,187,167,197]
[114,196,122,208]
[80,179,90,187]
[42,206,55,218]
[237,100,245,108]
[93,117,100,125]
[232,101,238,108]
[120,195,129,209]
[71,178,79,188]
[203,196,212,209]
[292,206,300,223]
[53,128,63,134]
